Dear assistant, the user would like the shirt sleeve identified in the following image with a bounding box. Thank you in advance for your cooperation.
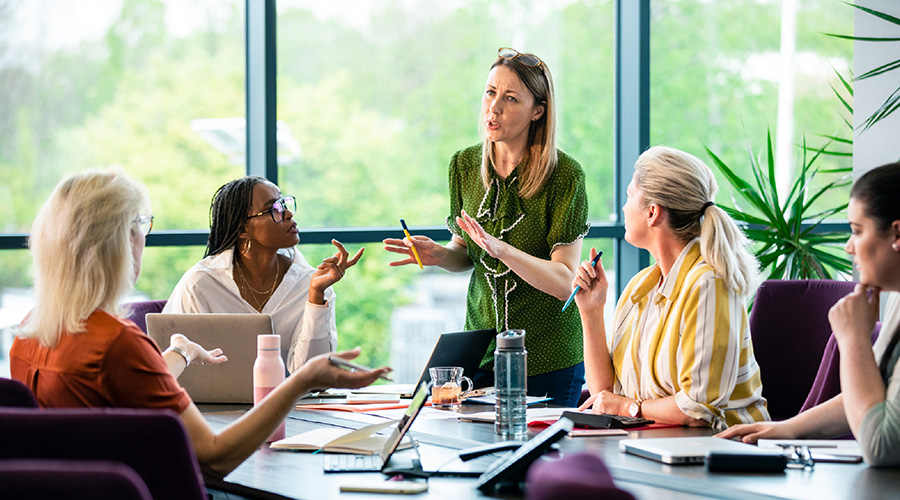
[287,287,337,373]
[101,325,192,413]
[673,275,743,428]
[546,160,589,251]
[446,150,465,239]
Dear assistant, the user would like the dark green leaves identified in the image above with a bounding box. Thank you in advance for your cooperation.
[706,131,851,280]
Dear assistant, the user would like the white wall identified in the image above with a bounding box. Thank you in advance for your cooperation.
[854,0,900,178]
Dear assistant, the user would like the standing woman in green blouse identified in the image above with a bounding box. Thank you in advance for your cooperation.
[384,48,590,407]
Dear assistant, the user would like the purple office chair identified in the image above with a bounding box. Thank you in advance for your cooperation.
[749,279,857,421]
[526,452,636,500]
[0,377,38,407]
[0,459,152,500]
[123,299,167,334]
[800,325,881,415]
[0,407,205,500]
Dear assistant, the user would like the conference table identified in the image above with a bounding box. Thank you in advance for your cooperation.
[201,403,900,500]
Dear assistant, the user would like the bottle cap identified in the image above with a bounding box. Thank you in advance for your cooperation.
[496,329,525,350]
[257,334,281,351]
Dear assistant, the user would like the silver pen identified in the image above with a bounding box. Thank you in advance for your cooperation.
[327,356,394,382]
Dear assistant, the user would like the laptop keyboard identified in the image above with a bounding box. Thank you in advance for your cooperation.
[323,453,383,472]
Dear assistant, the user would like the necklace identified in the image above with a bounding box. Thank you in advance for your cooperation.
[234,257,280,310]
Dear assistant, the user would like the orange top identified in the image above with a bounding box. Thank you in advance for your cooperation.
[10,309,191,414]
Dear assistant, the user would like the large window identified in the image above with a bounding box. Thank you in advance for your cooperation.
[650,0,853,215]
[274,0,617,370]
[0,0,245,373]
[0,1,856,377]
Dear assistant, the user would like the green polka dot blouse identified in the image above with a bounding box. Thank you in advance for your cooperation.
[446,145,590,376]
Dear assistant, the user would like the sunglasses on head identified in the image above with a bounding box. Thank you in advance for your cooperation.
[498,47,543,68]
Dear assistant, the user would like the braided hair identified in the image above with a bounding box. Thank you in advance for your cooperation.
[205,176,268,257]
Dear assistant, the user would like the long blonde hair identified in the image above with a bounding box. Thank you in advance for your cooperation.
[18,167,150,347]
[634,146,759,297]
[480,54,557,199]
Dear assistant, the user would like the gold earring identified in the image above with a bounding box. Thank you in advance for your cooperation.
[243,239,251,254]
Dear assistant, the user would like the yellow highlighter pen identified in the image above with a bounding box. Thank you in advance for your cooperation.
[400,219,423,269]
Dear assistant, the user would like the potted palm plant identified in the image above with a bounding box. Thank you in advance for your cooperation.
[705,133,851,280]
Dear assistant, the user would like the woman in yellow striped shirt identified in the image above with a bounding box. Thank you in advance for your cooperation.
[573,146,770,429]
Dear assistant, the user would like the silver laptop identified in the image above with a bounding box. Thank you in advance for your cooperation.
[349,329,496,398]
[146,313,274,404]
[618,436,772,465]
[323,381,430,473]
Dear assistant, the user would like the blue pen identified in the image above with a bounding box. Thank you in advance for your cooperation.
[562,251,603,312]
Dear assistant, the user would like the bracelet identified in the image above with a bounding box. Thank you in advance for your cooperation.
[168,346,191,367]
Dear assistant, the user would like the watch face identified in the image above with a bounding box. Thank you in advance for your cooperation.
[628,402,639,417]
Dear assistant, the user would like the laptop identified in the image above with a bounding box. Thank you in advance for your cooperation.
[350,328,496,398]
[323,381,430,473]
[146,313,274,404]
[618,436,774,465]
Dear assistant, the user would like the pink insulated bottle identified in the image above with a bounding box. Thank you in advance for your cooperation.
[253,334,286,442]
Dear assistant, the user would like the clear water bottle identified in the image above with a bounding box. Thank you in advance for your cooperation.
[254,334,286,442]
[495,329,527,437]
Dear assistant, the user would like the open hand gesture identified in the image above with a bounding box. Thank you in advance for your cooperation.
[310,239,363,302]
[456,210,506,259]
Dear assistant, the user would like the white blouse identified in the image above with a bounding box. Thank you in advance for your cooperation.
[163,248,336,373]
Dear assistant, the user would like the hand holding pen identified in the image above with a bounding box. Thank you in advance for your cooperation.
[383,222,443,268]
[399,219,423,269]
[564,249,605,312]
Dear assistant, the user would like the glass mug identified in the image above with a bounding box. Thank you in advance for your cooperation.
[429,366,473,409]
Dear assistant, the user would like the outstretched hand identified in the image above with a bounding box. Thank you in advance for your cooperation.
[300,347,392,393]
[383,235,445,267]
[456,210,506,259]
[309,239,364,303]
[170,333,228,366]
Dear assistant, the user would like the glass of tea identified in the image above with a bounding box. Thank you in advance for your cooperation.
[429,366,473,410]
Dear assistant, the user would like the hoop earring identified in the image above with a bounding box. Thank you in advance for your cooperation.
[243,238,251,255]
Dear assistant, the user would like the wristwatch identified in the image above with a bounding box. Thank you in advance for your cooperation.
[628,397,643,418]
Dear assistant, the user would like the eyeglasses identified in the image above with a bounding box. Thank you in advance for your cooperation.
[246,196,296,223]
[498,47,543,67]
[134,214,154,236]
[779,444,815,470]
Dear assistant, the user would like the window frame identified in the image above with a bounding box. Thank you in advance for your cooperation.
[0,0,847,297]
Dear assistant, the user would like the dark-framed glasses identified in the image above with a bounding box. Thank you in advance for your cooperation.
[247,195,296,223]
[134,214,154,236]
[779,444,815,470]
[498,47,543,67]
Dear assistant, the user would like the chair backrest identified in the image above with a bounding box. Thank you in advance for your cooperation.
[800,324,882,415]
[0,459,152,500]
[0,407,205,500]
[0,377,38,407]
[123,299,168,334]
[526,452,636,500]
[749,279,857,421]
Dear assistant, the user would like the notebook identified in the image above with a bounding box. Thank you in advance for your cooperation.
[618,436,772,465]
[146,313,274,404]
[350,328,496,398]
[323,381,430,472]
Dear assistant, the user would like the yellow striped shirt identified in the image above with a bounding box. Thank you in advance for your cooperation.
[611,239,769,429]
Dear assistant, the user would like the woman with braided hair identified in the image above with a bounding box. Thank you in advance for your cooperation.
[164,176,362,373]
[573,146,770,430]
